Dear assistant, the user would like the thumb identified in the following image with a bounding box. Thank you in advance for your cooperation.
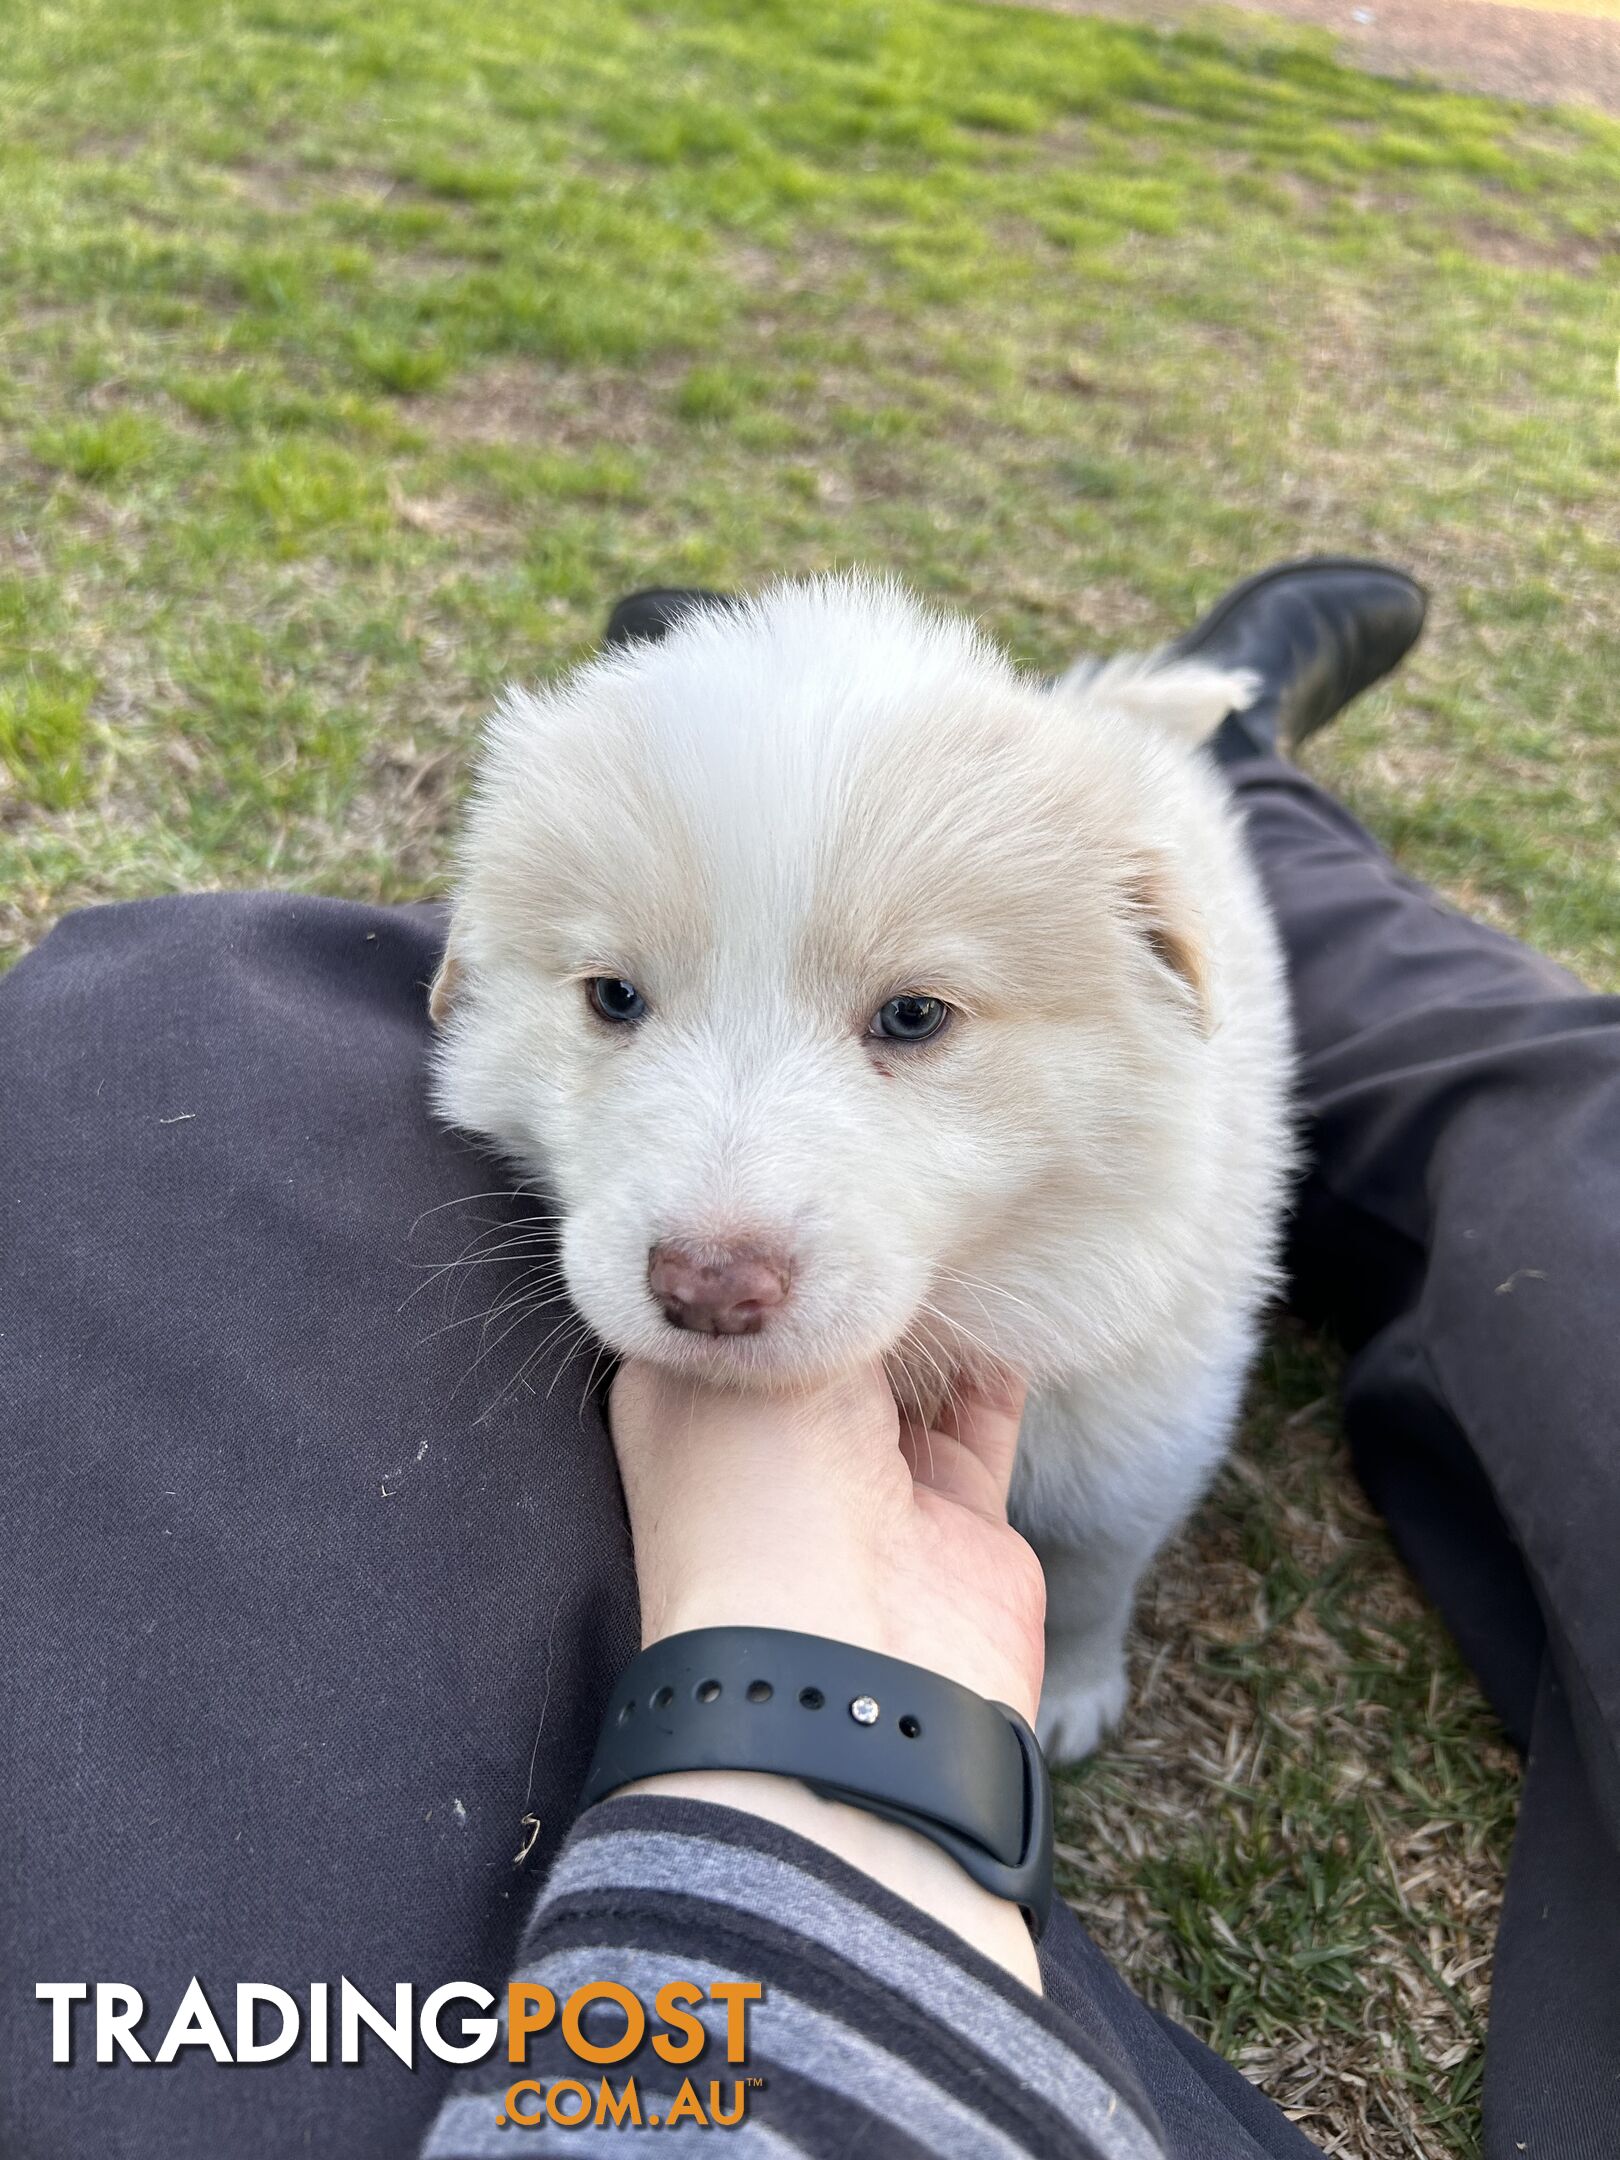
[932,1372,1027,1513]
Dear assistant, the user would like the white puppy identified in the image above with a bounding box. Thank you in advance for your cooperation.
[430,575,1293,1761]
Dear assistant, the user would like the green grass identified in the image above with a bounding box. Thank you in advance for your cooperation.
[3,0,1618,981]
[2,1,1613,2148]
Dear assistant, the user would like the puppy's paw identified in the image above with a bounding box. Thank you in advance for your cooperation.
[1036,1646,1129,1764]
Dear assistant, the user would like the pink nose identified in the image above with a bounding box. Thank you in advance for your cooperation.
[647,1243,792,1337]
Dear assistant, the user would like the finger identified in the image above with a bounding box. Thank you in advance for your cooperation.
[932,1371,1027,1511]
[898,1418,971,1498]
[610,1357,899,1494]
[899,1422,1013,1528]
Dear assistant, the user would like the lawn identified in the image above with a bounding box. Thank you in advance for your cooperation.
[3,1,1616,2152]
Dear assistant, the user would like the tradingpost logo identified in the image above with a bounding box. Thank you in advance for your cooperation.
[36,1975,765,2132]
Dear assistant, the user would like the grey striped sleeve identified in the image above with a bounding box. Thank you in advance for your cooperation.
[421,1795,1164,2160]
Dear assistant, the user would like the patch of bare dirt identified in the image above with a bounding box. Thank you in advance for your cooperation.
[1457,214,1618,272]
[1009,0,1620,119]
[216,160,444,214]
[426,357,684,453]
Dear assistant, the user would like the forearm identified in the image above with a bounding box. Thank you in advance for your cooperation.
[423,1795,1162,2160]
[627,1769,1042,1991]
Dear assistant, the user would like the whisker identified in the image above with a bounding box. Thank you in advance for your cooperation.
[914,1296,1002,1371]
[931,1261,1046,1331]
[576,1338,615,1424]
[415,1290,572,1354]
[399,1213,563,1313]
[404,1256,570,1320]
[451,1287,576,1402]
[406,1182,544,1237]
[543,1321,600,1403]
[481,1312,594,1423]
[412,1262,572,1350]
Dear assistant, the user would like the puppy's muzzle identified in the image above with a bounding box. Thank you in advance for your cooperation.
[648,1243,792,1337]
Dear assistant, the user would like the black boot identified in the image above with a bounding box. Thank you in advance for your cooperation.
[599,562,1426,758]
[601,586,740,650]
[1168,556,1427,759]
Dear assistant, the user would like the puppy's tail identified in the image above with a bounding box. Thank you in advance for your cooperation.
[1051,649,1260,749]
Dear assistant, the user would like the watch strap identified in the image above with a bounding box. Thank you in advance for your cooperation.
[581,1627,1054,1936]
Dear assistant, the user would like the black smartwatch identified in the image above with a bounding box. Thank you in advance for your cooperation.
[581,1626,1054,1937]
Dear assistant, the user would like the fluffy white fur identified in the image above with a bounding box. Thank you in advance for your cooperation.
[431,575,1294,1761]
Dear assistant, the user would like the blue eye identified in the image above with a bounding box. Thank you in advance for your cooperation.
[588,977,647,1024]
[870,995,949,1044]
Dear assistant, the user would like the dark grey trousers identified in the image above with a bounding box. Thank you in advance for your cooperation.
[3,736,1616,2159]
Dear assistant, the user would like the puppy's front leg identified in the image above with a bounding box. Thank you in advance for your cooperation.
[1033,1534,1155,1764]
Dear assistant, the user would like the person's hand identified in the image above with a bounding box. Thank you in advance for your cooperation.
[610,1361,1044,1719]
[606,1360,1046,1988]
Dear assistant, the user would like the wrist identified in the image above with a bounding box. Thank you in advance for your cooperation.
[645,1596,1038,1728]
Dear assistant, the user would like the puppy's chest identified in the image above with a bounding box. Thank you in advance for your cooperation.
[1007,1358,1243,1546]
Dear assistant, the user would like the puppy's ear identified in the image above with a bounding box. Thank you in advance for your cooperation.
[1125,857,1213,1036]
[428,931,463,1027]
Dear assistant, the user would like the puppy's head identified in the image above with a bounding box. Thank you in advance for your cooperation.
[431,576,1219,1395]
